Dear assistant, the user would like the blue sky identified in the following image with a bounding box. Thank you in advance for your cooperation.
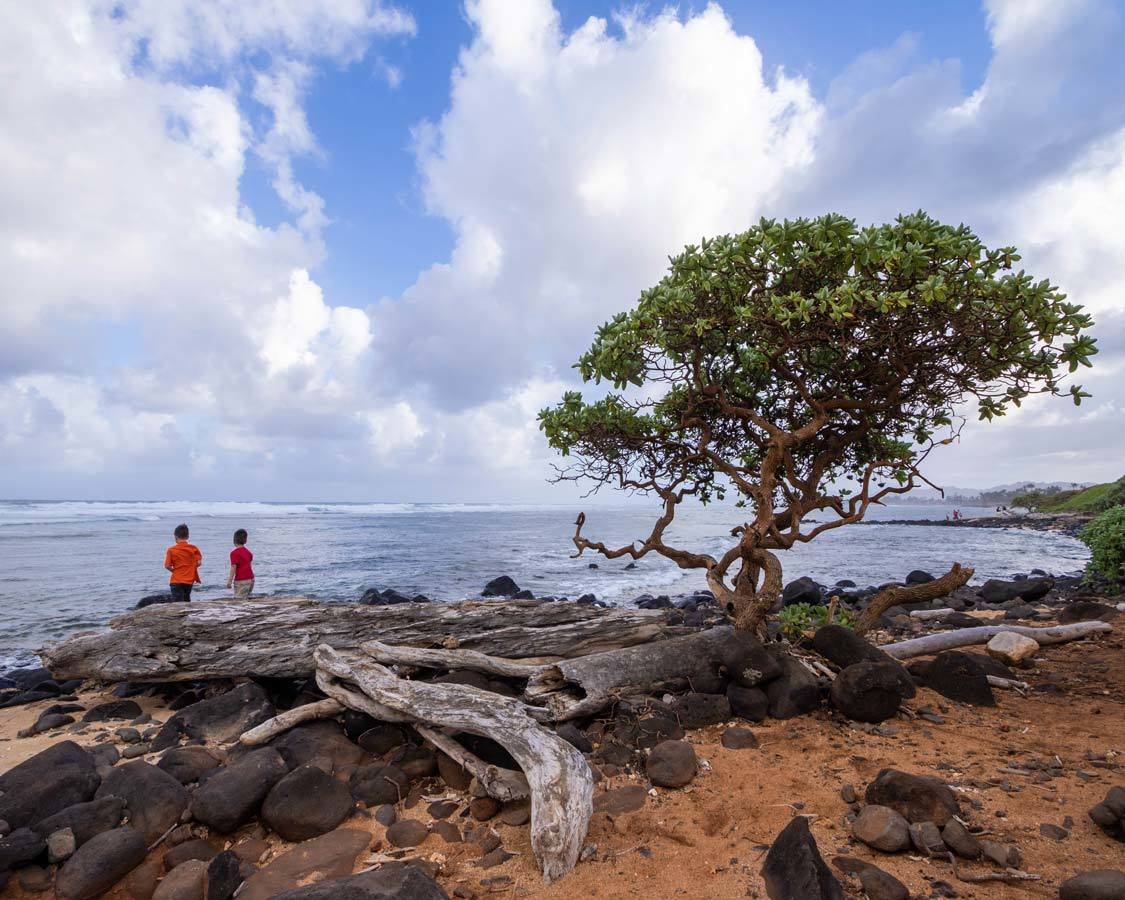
[1,1,1123,501]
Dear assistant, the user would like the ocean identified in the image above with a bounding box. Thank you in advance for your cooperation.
[0,499,1090,671]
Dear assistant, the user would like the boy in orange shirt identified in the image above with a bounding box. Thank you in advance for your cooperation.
[164,523,203,602]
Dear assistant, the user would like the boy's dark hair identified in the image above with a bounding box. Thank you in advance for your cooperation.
[233,528,248,546]
[173,523,189,540]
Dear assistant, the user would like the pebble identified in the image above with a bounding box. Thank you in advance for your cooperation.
[469,797,500,821]
[386,820,428,848]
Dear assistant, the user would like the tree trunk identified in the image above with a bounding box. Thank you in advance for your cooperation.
[39,598,682,683]
[728,549,783,635]
[853,563,974,635]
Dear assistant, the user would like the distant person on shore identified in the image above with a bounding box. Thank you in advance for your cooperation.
[226,528,255,599]
[164,523,202,602]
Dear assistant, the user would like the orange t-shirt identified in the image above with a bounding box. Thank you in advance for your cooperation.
[165,542,203,584]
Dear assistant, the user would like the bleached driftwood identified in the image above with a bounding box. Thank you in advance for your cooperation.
[314,644,592,882]
[40,597,679,682]
[853,563,973,635]
[412,725,530,802]
[881,621,1112,660]
[240,699,345,746]
[362,627,744,721]
[910,608,957,621]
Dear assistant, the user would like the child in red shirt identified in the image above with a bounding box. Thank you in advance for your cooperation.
[226,528,255,599]
[164,523,202,602]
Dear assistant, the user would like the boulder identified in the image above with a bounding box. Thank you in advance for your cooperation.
[348,764,409,806]
[781,577,821,607]
[270,863,449,899]
[858,865,909,900]
[236,829,372,900]
[761,815,843,900]
[1059,870,1125,900]
[204,850,245,900]
[152,683,275,751]
[164,838,218,869]
[157,746,224,785]
[829,661,915,723]
[941,818,981,858]
[1088,786,1125,842]
[985,632,1039,666]
[718,632,782,686]
[851,805,910,852]
[1059,601,1120,624]
[95,761,190,844]
[765,654,821,719]
[268,721,367,772]
[670,692,731,728]
[152,859,207,900]
[864,769,958,826]
[811,625,893,669]
[356,725,408,756]
[81,700,143,722]
[0,741,100,829]
[47,826,77,864]
[261,765,355,842]
[721,727,759,750]
[0,827,47,869]
[727,684,769,722]
[190,748,288,834]
[908,820,946,856]
[55,826,147,900]
[31,797,125,846]
[645,740,697,788]
[919,650,996,706]
[978,577,1053,604]
[136,593,175,609]
[905,570,935,585]
[481,576,520,598]
[19,712,76,737]
[386,820,428,848]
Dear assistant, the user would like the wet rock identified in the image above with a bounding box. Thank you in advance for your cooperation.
[761,815,843,900]
[190,748,288,834]
[830,661,915,723]
[269,864,450,899]
[670,692,731,728]
[727,684,769,722]
[986,632,1039,665]
[765,654,821,719]
[781,577,821,607]
[0,741,100,829]
[349,764,409,807]
[906,570,935,585]
[82,700,143,722]
[864,769,959,826]
[909,821,946,856]
[851,805,910,852]
[1059,870,1125,900]
[356,724,407,756]
[55,826,147,900]
[481,576,520,598]
[1088,785,1125,841]
[0,827,47,869]
[719,632,782,687]
[157,746,223,785]
[941,819,981,859]
[646,740,697,788]
[136,593,175,609]
[261,764,355,842]
[152,859,207,900]
[164,838,218,869]
[386,820,428,848]
[95,761,190,844]
[859,865,909,900]
[920,651,996,706]
[31,796,125,848]
[151,683,275,751]
[721,727,759,750]
[204,850,244,900]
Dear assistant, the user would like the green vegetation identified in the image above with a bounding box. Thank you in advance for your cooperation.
[540,211,1096,633]
[1080,506,1125,583]
[778,603,856,640]
[1014,476,1125,513]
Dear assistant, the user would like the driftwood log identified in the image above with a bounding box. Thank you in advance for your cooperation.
[314,644,592,882]
[882,621,1112,659]
[39,598,680,682]
[853,563,974,635]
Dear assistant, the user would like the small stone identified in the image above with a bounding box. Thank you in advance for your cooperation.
[116,727,143,744]
[427,800,458,820]
[386,819,428,848]
[47,826,77,863]
[720,727,758,750]
[859,865,909,900]
[980,839,1020,868]
[908,820,946,856]
[840,785,857,805]
[474,847,515,869]
[374,805,397,827]
[941,819,981,859]
[646,740,697,789]
[469,797,500,821]
[1039,822,1068,841]
[852,805,910,852]
[432,821,462,843]
[122,743,151,759]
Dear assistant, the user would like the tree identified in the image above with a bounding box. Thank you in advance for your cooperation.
[539,212,1096,633]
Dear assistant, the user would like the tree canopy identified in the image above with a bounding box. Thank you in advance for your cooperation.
[539,211,1096,631]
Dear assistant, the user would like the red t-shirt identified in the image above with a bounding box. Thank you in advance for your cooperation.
[230,546,254,581]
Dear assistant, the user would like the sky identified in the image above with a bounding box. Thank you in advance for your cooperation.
[1,0,1123,503]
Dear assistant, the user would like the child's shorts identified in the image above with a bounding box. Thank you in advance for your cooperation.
[233,579,254,599]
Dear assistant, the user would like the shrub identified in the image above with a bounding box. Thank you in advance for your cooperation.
[778,603,856,641]
[1080,506,1125,583]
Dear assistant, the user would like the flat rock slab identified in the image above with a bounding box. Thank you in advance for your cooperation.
[237,828,372,900]
[593,785,648,815]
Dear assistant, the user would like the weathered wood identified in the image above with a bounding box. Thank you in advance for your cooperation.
[315,644,593,882]
[882,621,1112,659]
[39,597,680,683]
[854,563,973,635]
[240,699,344,746]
